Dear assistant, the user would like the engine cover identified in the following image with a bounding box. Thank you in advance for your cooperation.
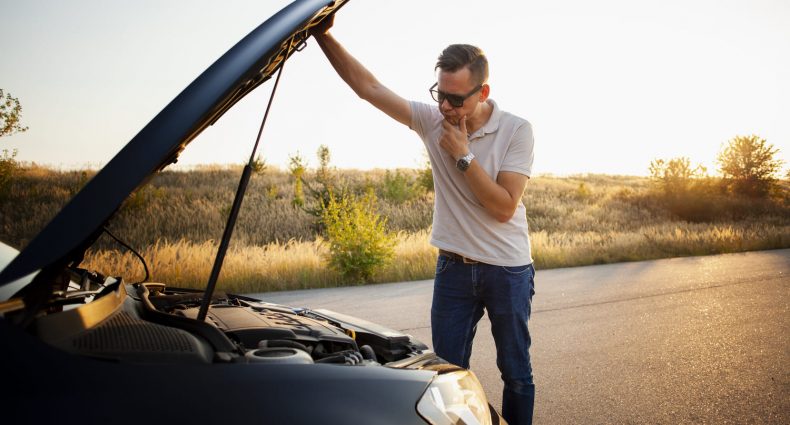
[179,305,357,352]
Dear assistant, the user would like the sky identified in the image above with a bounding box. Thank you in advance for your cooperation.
[1,0,788,176]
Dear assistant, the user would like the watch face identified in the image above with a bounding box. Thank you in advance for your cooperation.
[456,158,471,172]
[456,152,474,172]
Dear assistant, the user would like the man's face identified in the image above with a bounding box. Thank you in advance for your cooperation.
[435,68,486,126]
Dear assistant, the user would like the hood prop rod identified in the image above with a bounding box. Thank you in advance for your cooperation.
[197,57,288,322]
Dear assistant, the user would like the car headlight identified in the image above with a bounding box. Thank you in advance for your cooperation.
[416,369,493,425]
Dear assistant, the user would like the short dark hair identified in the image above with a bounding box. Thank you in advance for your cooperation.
[435,44,489,86]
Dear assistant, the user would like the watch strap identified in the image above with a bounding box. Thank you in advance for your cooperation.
[456,152,475,172]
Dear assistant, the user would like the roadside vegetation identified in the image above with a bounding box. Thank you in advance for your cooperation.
[1,89,29,199]
[1,137,787,293]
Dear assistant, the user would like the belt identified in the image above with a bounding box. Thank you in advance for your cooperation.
[439,249,480,264]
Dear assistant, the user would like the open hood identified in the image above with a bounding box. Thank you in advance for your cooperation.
[0,0,347,289]
[0,4,507,423]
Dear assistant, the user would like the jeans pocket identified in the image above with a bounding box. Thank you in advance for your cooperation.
[500,264,532,276]
[435,255,452,275]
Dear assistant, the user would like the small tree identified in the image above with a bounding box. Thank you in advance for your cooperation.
[1,89,28,197]
[316,144,332,184]
[717,135,783,197]
[648,157,715,221]
[288,152,306,207]
[0,89,29,138]
[303,144,337,217]
[648,157,706,197]
[321,190,394,283]
[250,154,267,175]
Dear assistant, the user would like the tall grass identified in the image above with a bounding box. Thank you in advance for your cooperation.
[3,165,789,292]
[531,221,790,268]
[81,230,439,293]
[81,222,789,294]
[0,166,431,250]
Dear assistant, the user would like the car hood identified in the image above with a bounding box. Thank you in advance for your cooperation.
[0,0,347,289]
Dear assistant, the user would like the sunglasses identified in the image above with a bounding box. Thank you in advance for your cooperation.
[429,82,483,107]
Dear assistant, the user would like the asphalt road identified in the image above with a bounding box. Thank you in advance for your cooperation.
[250,249,790,424]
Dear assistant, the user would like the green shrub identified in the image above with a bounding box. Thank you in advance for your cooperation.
[575,182,591,201]
[250,154,267,175]
[321,190,394,283]
[265,185,279,200]
[288,152,306,207]
[417,157,434,192]
[379,169,421,204]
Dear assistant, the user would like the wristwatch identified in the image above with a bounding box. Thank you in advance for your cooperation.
[456,152,475,172]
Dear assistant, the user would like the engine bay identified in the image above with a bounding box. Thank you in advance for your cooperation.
[27,277,429,367]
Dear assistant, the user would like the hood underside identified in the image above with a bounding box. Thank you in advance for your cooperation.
[0,0,347,288]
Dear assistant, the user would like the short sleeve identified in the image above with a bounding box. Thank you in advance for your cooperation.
[500,121,535,177]
[409,100,434,140]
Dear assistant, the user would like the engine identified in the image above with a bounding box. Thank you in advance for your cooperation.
[145,286,429,365]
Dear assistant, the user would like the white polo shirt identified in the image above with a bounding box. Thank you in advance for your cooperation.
[410,99,534,267]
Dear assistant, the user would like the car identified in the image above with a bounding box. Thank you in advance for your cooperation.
[0,1,505,424]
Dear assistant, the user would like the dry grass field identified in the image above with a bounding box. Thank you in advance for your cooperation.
[1,165,788,292]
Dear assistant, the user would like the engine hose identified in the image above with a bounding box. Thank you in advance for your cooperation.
[359,345,377,362]
[315,351,364,365]
[258,339,310,353]
[315,355,347,364]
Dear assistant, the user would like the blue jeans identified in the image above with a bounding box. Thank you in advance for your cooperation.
[431,254,536,425]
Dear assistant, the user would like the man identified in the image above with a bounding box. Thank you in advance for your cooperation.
[311,16,536,425]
